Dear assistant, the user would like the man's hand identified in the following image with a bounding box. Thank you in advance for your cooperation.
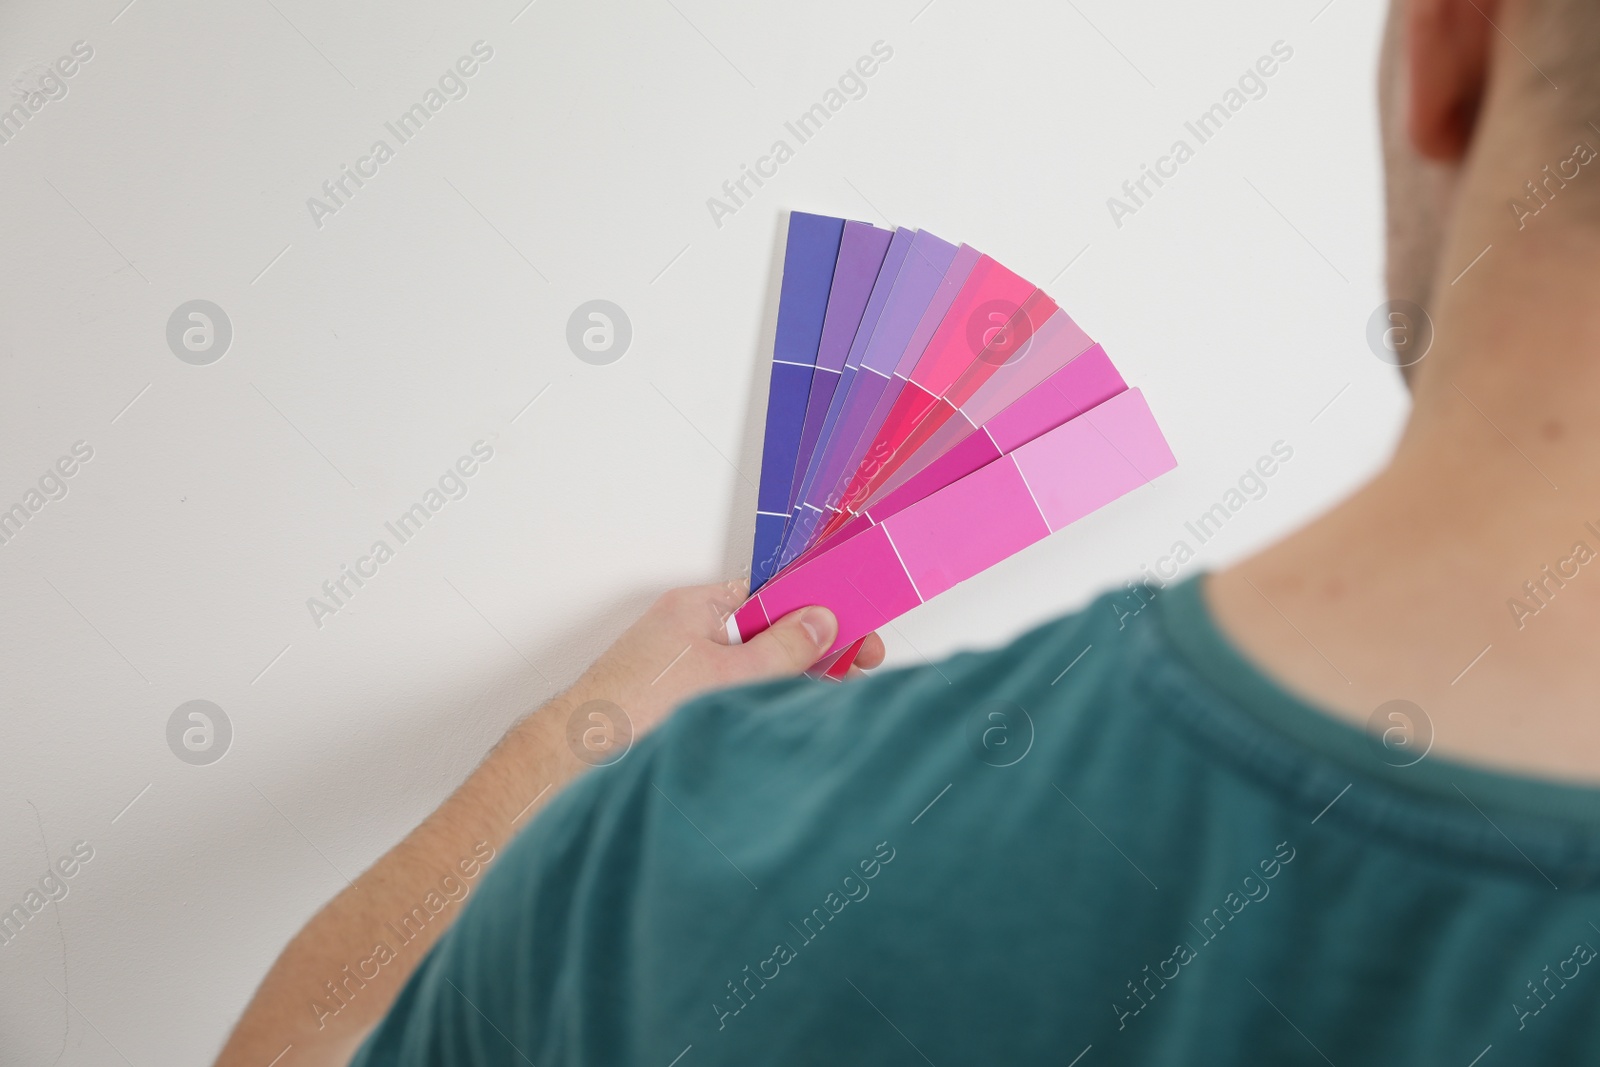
[214,581,879,1067]
[563,580,886,732]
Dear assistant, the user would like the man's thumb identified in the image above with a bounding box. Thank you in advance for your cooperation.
[737,606,838,678]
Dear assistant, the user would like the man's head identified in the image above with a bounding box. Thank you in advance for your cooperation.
[1378,0,1600,383]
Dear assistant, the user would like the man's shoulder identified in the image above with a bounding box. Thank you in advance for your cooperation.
[493,578,1177,914]
[647,582,1164,786]
[448,583,1189,1057]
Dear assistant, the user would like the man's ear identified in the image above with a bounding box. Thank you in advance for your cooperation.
[1406,0,1497,161]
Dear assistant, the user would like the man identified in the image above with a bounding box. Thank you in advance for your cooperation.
[217,0,1600,1061]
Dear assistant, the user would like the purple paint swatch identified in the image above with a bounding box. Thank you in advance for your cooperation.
[777,228,958,567]
[776,227,915,568]
[786,221,894,516]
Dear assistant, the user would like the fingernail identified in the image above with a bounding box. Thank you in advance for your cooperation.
[799,607,834,648]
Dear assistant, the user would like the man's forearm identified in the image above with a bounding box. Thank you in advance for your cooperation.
[213,584,858,1066]
[214,692,591,1067]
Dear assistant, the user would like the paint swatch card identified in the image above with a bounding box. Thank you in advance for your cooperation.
[741,210,1175,664]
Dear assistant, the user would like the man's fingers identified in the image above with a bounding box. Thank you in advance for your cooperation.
[732,606,838,679]
[854,632,886,671]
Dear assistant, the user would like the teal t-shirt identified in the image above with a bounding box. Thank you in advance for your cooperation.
[352,576,1600,1064]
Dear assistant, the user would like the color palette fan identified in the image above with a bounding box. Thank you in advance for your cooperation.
[730,211,1177,677]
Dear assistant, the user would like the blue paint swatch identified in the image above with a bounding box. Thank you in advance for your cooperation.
[751,211,846,591]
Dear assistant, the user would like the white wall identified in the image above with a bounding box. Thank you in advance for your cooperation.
[0,0,1406,1061]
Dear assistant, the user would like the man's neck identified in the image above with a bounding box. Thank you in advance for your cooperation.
[1208,214,1600,783]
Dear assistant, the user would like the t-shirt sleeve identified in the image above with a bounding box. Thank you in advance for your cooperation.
[347,735,656,1065]
[347,674,824,1066]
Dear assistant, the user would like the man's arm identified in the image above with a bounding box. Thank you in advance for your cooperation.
[214,582,878,1067]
